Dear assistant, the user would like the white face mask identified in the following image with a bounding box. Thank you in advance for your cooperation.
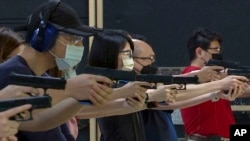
[49,44,84,79]
[63,68,77,79]
[121,56,134,71]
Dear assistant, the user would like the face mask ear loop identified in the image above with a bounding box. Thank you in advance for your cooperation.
[48,50,59,58]
[57,38,67,46]
[134,60,145,67]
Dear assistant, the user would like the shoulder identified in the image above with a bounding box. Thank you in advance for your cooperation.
[0,55,33,74]
[182,66,200,74]
[0,56,34,88]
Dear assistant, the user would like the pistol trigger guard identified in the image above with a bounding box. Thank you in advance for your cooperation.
[25,92,36,97]
[15,113,23,121]
[176,84,186,90]
[10,109,33,121]
[29,108,33,120]
[111,83,118,88]
[181,84,186,90]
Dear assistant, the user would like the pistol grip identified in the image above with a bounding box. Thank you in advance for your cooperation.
[176,84,186,90]
[147,102,158,108]
[78,100,93,105]
[10,109,33,121]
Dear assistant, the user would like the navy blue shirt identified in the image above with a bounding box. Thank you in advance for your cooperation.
[142,110,178,141]
[0,55,74,141]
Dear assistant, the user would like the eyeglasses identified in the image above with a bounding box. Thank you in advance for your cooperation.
[120,50,132,58]
[133,55,156,62]
[207,47,221,52]
[59,32,83,45]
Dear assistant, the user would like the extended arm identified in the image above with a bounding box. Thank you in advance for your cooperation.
[19,74,113,131]
[76,98,142,119]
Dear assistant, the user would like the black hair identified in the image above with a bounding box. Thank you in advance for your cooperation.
[187,27,222,61]
[88,30,134,69]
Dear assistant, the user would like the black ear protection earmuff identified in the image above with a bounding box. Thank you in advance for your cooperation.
[30,1,61,52]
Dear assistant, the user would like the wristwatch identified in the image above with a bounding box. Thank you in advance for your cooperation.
[210,91,220,102]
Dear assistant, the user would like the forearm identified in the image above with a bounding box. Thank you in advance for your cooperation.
[18,89,74,130]
[76,99,143,119]
[19,97,83,131]
[0,92,6,100]
[153,93,212,110]
[47,89,70,105]
[109,88,127,100]
[175,81,222,101]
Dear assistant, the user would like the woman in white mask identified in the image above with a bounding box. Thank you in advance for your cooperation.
[85,30,149,141]
[77,30,176,140]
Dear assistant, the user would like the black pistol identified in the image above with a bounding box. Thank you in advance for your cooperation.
[6,73,66,121]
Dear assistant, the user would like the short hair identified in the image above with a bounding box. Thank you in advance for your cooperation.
[88,30,134,69]
[0,26,24,62]
[130,33,147,41]
[187,27,222,61]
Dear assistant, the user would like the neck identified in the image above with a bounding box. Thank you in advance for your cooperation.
[190,58,205,68]
[133,62,143,74]
[19,45,56,76]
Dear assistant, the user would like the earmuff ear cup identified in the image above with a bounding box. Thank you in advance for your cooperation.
[30,23,59,52]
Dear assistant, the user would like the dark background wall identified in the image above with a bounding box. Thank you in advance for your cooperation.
[0,0,88,27]
[103,0,250,67]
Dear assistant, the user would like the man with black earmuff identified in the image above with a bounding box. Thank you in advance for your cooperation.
[0,1,114,141]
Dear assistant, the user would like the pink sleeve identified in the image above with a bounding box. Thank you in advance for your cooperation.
[67,117,79,139]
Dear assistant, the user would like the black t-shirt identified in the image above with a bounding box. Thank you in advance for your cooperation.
[98,111,145,141]
[0,55,74,141]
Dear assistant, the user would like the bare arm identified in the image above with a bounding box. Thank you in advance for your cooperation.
[19,74,113,131]
[153,92,213,110]
[142,78,232,110]
[19,97,83,131]
[174,66,224,83]
[76,83,149,119]
[174,82,221,101]
[23,80,148,128]
[152,77,248,110]
[76,98,143,119]
[175,75,248,101]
